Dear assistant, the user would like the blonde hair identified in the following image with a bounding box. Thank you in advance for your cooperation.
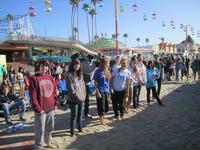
[99,58,111,80]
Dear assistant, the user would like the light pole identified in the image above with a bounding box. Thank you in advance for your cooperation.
[181,24,190,53]
[114,0,119,56]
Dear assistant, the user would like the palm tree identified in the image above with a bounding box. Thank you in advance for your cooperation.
[6,13,14,21]
[69,0,81,41]
[145,38,149,46]
[91,0,103,38]
[136,37,140,47]
[89,8,97,48]
[123,33,128,47]
[82,3,91,43]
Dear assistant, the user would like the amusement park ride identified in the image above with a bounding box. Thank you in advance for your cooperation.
[0,0,53,40]
[0,13,35,40]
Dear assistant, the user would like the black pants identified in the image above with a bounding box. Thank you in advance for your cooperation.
[84,84,90,116]
[147,86,162,105]
[83,74,91,116]
[111,90,126,117]
[96,92,109,116]
[156,78,161,97]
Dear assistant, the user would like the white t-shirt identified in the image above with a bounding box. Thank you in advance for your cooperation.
[112,63,121,73]
[112,68,131,91]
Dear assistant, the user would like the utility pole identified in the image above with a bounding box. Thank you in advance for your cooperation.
[114,0,119,56]
[184,25,189,52]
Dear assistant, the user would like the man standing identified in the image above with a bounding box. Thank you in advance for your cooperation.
[81,53,96,118]
[30,60,58,150]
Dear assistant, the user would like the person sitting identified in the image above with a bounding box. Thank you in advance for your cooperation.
[0,88,26,126]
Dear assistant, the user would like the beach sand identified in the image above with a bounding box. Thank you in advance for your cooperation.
[0,79,200,150]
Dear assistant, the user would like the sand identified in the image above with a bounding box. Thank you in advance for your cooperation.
[0,79,200,150]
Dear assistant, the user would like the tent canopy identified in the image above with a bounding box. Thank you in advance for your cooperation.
[32,55,71,62]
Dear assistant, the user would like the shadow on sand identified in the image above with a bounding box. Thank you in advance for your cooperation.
[66,83,200,150]
[0,82,200,150]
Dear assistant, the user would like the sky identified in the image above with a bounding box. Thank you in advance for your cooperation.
[0,0,200,47]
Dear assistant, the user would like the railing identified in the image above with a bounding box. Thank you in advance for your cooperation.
[6,34,99,53]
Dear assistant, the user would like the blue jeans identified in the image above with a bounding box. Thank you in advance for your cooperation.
[2,100,26,123]
[70,102,83,135]
[133,85,141,109]
[25,90,30,105]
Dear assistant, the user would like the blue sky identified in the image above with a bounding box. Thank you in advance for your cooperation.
[0,0,200,47]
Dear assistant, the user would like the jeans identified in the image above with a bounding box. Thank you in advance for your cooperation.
[2,100,26,123]
[132,85,141,109]
[25,90,30,105]
[34,110,54,150]
[70,102,83,135]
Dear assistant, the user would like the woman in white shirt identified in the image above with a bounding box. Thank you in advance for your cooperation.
[111,58,130,119]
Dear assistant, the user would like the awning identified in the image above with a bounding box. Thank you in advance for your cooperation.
[32,55,71,62]
[32,47,48,53]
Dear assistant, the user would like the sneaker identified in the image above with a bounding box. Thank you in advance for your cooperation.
[6,121,13,126]
[78,128,83,132]
[85,114,93,119]
[19,117,26,121]
[70,133,76,138]
[159,103,166,107]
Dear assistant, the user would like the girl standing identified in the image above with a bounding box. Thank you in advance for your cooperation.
[93,58,111,125]
[66,58,86,137]
[111,58,130,119]
[146,61,164,106]
[17,67,25,97]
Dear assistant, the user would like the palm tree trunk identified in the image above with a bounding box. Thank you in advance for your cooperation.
[71,5,75,40]
[86,12,90,43]
[91,16,94,48]
[73,6,77,40]
[125,37,127,47]
[94,5,97,37]
[76,4,79,42]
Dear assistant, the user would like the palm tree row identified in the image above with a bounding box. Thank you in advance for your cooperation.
[70,0,103,47]
[136,37,150,47]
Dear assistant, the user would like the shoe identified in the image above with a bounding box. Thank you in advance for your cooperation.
[120,115,125,119]
[85,114,93,119]
[6,121,13,126]
[78,128,83,132]
[159,103,166,106]
[114,116,119,120]
[70,133,76,138]
[19,117,26,121]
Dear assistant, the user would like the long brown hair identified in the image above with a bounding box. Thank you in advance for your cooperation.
[68,58,82,79]
[99,58,111,80]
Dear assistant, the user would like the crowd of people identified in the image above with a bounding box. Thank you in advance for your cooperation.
[0,52,200,150]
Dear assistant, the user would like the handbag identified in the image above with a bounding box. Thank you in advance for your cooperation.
[86,81,95,95]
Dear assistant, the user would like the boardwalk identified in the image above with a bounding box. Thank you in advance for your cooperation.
[0,80,200,150]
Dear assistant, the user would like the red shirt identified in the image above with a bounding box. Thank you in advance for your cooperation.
[30,73,58,113]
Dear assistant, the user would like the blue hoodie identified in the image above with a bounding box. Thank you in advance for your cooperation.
[146,67,160,88]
